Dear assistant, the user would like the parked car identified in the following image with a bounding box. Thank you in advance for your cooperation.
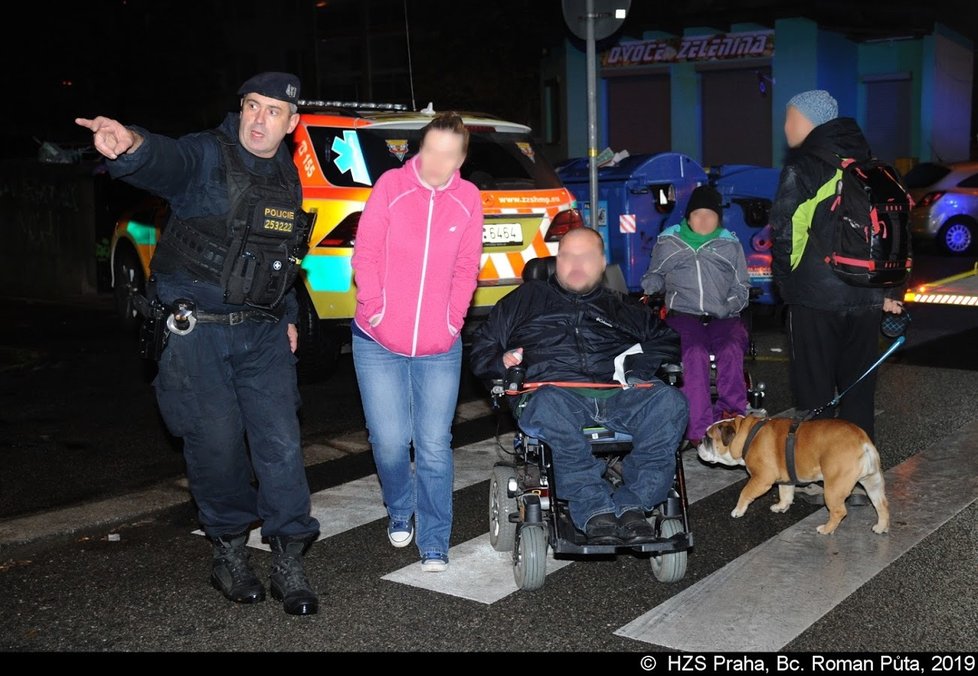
[110,101,581,381]
[904,160,978,255]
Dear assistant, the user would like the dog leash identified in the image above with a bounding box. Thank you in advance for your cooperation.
[741,335,904,484]
[803,334,906,421]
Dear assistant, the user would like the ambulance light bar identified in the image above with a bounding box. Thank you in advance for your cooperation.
[298,100,409,111]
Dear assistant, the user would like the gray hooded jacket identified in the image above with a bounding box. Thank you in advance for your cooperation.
[640,222,750,319]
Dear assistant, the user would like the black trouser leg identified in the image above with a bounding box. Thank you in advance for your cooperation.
[787,305,880,442]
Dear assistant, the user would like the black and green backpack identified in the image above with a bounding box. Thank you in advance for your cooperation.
[810,149,913,288]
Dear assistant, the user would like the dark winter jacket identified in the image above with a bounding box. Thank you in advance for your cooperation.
[470,274,681,385]
[106,112,301,322]
[769,117,895,311]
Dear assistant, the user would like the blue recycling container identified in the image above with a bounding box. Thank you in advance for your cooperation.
[707,163,783,305]
[556,152,781,305]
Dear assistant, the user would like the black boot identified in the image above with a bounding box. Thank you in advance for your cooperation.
[268,535,318,616]
[210,533,265,604]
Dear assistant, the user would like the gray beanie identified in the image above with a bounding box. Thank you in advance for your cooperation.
[787,90,838,127]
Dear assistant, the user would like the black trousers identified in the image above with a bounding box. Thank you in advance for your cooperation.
[786,304,881,442]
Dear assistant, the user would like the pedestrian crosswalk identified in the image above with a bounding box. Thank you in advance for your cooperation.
[193,405,978,651]
[380,446,748,604]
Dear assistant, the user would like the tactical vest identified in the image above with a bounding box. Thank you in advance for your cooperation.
[151,131,313,310]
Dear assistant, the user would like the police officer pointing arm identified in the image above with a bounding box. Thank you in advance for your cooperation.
[76,72,320,616]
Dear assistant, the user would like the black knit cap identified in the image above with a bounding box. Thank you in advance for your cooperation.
[685,185,723,221]
[237,72,300,106]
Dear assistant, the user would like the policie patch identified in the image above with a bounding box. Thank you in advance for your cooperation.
[259,204,295,235]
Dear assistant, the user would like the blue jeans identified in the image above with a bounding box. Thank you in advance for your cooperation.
[352,332,462,556]
[518,382,688,531]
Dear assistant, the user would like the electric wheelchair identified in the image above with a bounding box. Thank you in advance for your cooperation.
[486,256,693,591]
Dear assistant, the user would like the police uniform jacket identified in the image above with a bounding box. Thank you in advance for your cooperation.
[107,112,301,322]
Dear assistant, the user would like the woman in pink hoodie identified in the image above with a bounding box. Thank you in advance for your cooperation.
[351,112,483,572]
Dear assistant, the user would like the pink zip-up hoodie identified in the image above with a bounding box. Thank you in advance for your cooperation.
[351,155,484,356]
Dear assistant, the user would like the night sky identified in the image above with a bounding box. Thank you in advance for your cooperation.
[4,0,977,160]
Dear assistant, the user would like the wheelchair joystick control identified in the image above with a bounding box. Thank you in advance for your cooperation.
[505,365,526,392]
[749,381,766,413]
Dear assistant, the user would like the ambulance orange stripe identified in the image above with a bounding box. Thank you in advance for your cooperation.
[479,257,499,281]
[507,252,526,277]
[532,231,550,258]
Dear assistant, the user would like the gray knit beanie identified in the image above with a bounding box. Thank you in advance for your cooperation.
[786,90,838,127]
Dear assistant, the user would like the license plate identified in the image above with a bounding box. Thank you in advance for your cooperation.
[483,222,523,246]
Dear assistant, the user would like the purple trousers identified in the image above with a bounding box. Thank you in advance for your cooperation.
[665,314,749,441]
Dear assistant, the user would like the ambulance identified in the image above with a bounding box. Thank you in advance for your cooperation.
[110,101,582,380]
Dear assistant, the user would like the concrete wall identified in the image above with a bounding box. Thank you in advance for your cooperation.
[564,38,606,159]
[0,161,135,300]
[924,25,974,163]
[816,29,859,124]
[771,18,819,166]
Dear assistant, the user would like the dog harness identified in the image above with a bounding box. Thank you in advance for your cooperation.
[741,417,804,485]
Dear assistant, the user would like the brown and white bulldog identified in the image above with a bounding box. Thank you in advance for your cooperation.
[697,415,890,535]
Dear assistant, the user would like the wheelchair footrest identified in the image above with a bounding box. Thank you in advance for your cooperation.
[550,503,693,556]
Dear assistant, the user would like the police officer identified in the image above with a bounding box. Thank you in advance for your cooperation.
[76,72,320,616]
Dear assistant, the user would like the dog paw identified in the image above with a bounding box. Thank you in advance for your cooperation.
[770,503,790,513]
[872,523,889,534]
[730,508,744,518]
[816,524,835,535]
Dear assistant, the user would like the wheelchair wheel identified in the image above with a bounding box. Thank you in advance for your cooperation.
[650,518,687,583]
[489,465,518,552]
[514,525,547,591]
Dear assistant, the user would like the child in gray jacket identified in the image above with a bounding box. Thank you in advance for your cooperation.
[641,185,750,447]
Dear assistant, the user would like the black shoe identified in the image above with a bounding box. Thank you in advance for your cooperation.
[210,533,265,604]
[269,535,319,616]
[617,510,656,544]
[584,512,621,545]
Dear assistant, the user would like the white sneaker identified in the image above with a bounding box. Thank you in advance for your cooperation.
[421,552,448,572]
[387,518,414,548]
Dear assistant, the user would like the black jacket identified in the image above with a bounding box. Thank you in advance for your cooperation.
[770,117,892,311]
[107,113,301,321]
[469,274,681,386]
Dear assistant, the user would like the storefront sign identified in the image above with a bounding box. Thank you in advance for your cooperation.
[602,30,774,68]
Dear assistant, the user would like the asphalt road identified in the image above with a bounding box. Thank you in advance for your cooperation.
[2,250,978,656]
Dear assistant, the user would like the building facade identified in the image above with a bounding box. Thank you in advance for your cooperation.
[541,17,974,170]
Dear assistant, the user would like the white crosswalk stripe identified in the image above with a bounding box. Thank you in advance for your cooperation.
[614,416,978,651]
[231,437,504,551]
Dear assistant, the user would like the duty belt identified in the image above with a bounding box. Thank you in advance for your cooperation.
[194,309,280,325]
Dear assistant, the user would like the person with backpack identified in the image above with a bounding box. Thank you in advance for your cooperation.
[770,89,908,444]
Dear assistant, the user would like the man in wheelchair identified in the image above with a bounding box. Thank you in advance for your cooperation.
[470,228,689,545]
